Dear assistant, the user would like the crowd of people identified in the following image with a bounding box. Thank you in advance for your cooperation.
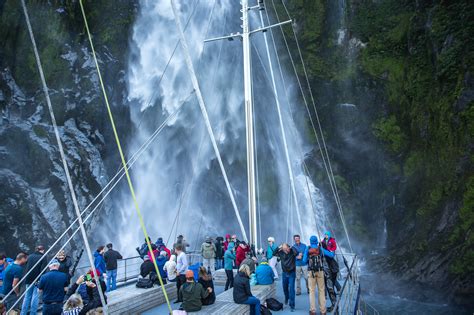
[0,242,122,315]
[1,231,342,315]
[134,232,341,315]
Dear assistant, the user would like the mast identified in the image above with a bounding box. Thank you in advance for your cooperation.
[204,2,291,249]
[241,0,258,248]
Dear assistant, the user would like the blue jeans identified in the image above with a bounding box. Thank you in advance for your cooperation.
[282,271,296,308]
[106,269,118,292]
[216,258,224,270]
[21,283,40,315]
[242,296,261,315]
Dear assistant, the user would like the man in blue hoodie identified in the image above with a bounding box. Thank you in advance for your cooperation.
[255,258,274,285]
[94,246,106,279]
[293,234,308,295]
[303,236,330,315]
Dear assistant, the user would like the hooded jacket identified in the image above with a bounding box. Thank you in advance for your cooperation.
[201,241,216,259]
[164,256,177,280]
[224,243,236,270]
[178,281,209,312]
[303,236,334,264]
[156,255,167,279]
[256,262,274,285]
[235,244,250,267]
[266,243,277,260]
[223,234,231,252]
[215,237,224,258]
[93,251,106,274]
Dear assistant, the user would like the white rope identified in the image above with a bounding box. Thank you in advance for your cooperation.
[268,0,353,251]
[256,9,304,239]
[18,1,108,312]
[170,0,248,242]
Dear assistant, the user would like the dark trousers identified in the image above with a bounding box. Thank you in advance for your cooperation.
[42,303,62,315]
[225,269,234,290]
[176,274,186,301]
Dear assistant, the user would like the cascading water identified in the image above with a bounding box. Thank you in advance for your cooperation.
[117,0,328,253]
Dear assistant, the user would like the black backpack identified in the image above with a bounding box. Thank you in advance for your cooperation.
[266,297,283,311]
[260,305,272,315]
[307,247,323,273]
[136,277,153,289]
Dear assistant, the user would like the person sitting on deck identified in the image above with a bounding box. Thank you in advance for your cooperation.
[178,270,212,312]
[155,251,168,284]
[233,264,261,315]
[255,258,274,285]
[139,256,154,279]
[164,254,177,282]
[273,243,298,312]
[241,253,257,274]
[224,243,236,291]
[63,273,107,315]
[198,266,216,306]
[155,237,171,259]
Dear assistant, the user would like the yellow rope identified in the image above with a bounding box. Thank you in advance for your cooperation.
[78,1,172,313]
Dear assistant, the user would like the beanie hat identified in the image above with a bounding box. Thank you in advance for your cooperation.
[49,258,60,267]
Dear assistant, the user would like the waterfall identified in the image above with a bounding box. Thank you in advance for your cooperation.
[117,0,328,252]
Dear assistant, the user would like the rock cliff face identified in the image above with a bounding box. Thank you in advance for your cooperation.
[0,1,136,254]
[282,0,473,307]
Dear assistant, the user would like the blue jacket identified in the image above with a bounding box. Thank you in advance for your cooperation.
[156,255,167,279]
[255,262,274,285]
[266,244,277,260]
[224,243,236,270]
[293,242,307,266]
[303,236,334,264]
[94,251,106,274]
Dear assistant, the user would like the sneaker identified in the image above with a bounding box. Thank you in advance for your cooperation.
[291,307,295,312]
[285,299,289,305]
[296,292,301,296]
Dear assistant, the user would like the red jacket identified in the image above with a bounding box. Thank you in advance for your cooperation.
[235,244,250,267]
[158,245,171,260]
[223,234,231,252]
[322,237,337,253]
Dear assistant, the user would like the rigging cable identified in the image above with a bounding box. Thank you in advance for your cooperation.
[255,8,305,240]
[268,0,353,251]
[4,94,191,309]
[78,1,172,312]
[170,0,248,242]
[12,1,108,313]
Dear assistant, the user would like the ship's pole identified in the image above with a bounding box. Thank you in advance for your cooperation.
[242,0,258,248]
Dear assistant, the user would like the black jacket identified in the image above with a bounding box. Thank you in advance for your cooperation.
[233,272,252,304]
[215,237,224,258]
[140,260,155,278]
[103,249,122,270]
[24,251,47,284]
[273,247,298,273]
[58,256,73,276]
[198,277,215,305]
[64,281,107,315]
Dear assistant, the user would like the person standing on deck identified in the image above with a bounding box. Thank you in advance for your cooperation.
[103,243,123,292]
[303,235,327,315]
[0,253,14,293]
[273,243,298,312]
[266,237,279,280]
[235,242,250,268]
[224,243,236,290]
[223,234,232,252]
[321,231,341,292]
[215,236,224,270]
[174,244,188,303]
[21,245,47,315]
[38,259,69,315]
[293,234,309,295]
[2,253,27,311]
[56,250,73,284]
[173,235,190,254]
[200,237,216,274]
[93,246,106,279]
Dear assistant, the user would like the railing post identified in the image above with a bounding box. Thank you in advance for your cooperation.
[124,259,127,282]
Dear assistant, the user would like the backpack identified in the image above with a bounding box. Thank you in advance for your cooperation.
[265,297,283,311]
[308,247,323,273]
[136,277,154,288]
[260,305,272,315]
